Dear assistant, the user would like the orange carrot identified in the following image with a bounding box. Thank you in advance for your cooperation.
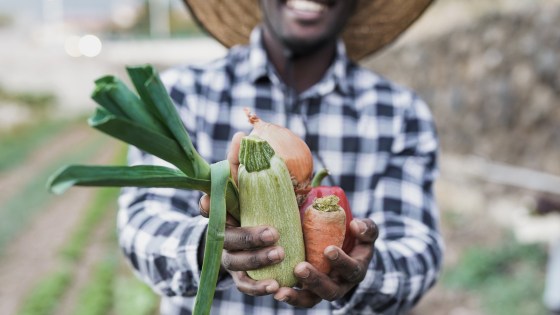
[303,195,346,274]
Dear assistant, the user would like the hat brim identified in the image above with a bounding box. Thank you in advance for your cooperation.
[183,0,434,60]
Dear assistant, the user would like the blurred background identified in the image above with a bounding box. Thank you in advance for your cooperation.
[0,0,559,314]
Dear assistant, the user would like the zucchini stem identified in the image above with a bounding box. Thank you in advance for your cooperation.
[239,135,275,172]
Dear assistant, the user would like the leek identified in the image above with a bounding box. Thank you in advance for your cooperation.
[47,65,239,315]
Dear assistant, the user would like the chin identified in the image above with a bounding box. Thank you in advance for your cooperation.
[282,36,332,57]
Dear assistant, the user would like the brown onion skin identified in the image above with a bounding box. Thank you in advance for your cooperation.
[245,109,313,203]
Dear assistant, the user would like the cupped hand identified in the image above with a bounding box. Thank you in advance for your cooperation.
[273,218,378,307]
[200,193,284,296]
[198,131,283,296]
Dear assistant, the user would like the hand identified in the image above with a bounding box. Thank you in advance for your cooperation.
[198,131,283,296]
[273,218,378,308]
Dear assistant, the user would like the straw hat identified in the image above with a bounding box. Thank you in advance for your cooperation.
[182,0,434,60]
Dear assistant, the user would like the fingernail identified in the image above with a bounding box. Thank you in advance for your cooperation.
[275,295,289,302]
[357,220,368,234]
[268,249,280,261]
[266,283,278,293]
[326,248,338,260]
[261,229,275,243]
[296,266,310,278]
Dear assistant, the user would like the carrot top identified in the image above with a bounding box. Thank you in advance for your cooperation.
[312,195,341,212]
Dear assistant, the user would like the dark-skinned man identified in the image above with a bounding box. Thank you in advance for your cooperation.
[118,0,443,314]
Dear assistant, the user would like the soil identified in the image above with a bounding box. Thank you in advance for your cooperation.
[0,125,120,315]
[0,123,92,206]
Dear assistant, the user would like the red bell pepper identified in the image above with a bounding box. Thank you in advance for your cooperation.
[299,169,355,254]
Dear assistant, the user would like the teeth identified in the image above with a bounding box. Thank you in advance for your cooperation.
[286,0,326,12]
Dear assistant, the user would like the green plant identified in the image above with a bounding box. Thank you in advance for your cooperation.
[16,147,125,315]
[18,269,72,315]
[72,256,117,315]
[0,120,69,172]
[113,275,159,315]
[443,237,547,315]
[0,86,56,113]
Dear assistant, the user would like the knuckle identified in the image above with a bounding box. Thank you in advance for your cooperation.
[370,220,379,240]
[222,254,235,270]
[304,296,322,308]
[242,232,255,247]
[248,253,264,269]
[242,285,260,296]
[348,265,365,283]
[324,289,340,302]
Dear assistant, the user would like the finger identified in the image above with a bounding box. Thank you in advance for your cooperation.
[227,132,246,185]
[199,194,239,227]
[224,226,279,250]
[231,271,279,296]
[274,287,322,308]
[199,194,210,217]
[349,218,379,244]
[324,246,367,284]
[293,262,343,301]
[222,246,284,271]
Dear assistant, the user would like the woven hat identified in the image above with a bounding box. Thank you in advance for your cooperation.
[182,0,434,60]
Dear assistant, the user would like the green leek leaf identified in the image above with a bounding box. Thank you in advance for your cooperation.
[88,107,194,175]
[126,65,211,180]
[92,75,171,137]
[193,160,229,315]
[91,76,128,119]
[47,165,211,195]
[125,65,165,125]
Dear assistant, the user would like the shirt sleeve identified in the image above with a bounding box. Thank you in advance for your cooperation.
[332,95,444,314]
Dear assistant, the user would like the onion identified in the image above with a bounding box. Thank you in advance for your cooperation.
[244,108,313,202]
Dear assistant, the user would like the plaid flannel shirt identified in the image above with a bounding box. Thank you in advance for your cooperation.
[118,27,443,315]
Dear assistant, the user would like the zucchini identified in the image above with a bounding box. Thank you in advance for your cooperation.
[238,135,305,287]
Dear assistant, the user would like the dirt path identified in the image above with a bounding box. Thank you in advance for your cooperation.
[0,123,92,206]
[0,136,120,315]
[55,211,116,315]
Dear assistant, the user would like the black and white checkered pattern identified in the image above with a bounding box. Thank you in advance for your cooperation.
[118,27,443,315]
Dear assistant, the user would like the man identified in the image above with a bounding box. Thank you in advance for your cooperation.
[118,0,443,314]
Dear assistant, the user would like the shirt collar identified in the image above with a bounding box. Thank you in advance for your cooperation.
[247,27,351,95]
[248,27,271,83]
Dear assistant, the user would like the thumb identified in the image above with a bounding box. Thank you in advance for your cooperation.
[227,132,246,185]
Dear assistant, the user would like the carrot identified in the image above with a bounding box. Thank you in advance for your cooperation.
[303,195,346,274]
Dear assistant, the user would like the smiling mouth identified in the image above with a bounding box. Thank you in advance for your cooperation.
[285,0,330,13]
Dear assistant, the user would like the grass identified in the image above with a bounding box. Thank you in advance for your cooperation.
[60,187,121,262]
[113,273,159,315]
[15,140,122,315]
[0,133,110,254]
[17,268,73,315]
[17,143,158,315]
[15,183,121,315]
[443,235,548,315]
[0,119,73,172]
[0,86,56,111]
[72,255,118,315]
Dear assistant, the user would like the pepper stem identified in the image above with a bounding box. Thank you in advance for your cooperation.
[311,168,330,187]
[239,135,275,172]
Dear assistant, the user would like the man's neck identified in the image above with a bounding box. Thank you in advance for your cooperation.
[262,29,336,94]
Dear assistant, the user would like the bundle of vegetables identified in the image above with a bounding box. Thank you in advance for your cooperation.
[47,65,351,314]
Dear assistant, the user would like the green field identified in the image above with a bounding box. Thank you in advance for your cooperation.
[0,116,158,315]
